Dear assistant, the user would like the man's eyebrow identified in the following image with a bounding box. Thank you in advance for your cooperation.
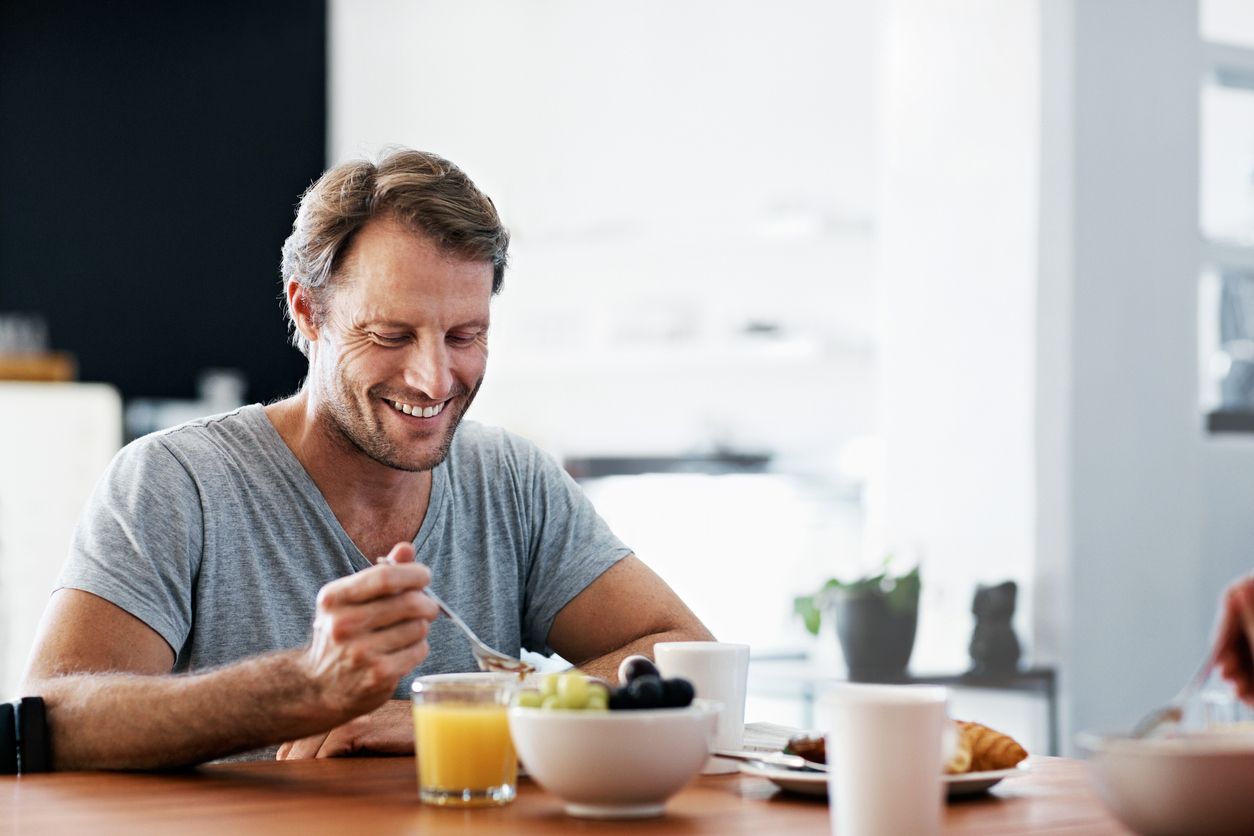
[358,319,413,331]
[358,318,490,330]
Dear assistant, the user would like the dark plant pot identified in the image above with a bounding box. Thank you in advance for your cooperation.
[831,587,918,679]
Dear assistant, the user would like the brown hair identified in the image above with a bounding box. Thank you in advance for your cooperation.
[280,148,510,356]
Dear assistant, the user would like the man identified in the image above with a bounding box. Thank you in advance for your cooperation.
[20,149,713,769]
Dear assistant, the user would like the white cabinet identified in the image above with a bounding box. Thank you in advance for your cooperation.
[0,383,121,698]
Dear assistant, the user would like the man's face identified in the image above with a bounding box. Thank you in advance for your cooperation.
[306,216,493,472]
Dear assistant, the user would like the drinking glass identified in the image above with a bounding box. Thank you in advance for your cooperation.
[411,677,518,807]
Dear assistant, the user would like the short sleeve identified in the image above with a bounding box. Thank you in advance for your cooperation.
[519,444,631,654]
[56,436,204,658]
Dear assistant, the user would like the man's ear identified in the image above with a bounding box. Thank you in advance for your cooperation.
[287,279,320,346]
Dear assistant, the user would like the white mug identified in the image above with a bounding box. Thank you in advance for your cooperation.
[823,684,949,836]
[654,641,750,774]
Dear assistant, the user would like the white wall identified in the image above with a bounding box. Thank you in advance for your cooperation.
[1058,0,1208,744]
[875,0,1041,672]
[330,0,880,464]
[330,1,887,659]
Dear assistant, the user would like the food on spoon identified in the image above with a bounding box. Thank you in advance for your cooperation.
[785,721,1027,774]
[952,721,1027,772]
[618,655,661,684]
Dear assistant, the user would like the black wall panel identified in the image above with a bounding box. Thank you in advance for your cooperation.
[0,0,326,401]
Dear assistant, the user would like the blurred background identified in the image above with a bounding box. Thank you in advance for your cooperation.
[4,0,1254,757]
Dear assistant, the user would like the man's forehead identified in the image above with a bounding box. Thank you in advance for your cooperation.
[333,217,494,313]
[343,215,491,274]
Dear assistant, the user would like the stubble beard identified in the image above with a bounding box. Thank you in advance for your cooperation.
[321,371,484,473]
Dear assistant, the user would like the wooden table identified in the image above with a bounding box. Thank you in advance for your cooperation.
[1,756,1128,834]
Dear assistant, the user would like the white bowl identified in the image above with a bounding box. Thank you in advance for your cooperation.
[508,699,721,819]
[1080,730,1254,836]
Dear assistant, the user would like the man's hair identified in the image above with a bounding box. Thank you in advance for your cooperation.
[280,148,510,356]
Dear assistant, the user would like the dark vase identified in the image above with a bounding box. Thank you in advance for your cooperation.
[831,586,918,679]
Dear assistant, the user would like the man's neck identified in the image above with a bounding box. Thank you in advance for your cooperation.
[263,393,432,549]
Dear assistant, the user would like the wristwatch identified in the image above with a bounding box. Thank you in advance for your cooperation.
[0,702,15,774]
[2,697,50,774]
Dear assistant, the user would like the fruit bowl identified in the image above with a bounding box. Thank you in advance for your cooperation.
[508,698,720,819]
[1079,730,1254,836]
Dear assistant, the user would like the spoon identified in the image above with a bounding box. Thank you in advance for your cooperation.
[375,555,534,676]
[1130,653,1214,739]
[423,587,535,676]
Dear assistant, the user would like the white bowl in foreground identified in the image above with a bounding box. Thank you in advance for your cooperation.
[1079,730,1254,836]
[508,699,721,819]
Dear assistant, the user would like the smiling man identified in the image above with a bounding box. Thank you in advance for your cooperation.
[20,149,712,769]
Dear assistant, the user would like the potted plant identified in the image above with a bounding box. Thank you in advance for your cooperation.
[793,559,921,679]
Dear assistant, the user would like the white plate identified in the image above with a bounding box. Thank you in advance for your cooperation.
[738,761,1026,798]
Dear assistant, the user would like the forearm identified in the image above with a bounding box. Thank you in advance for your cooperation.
[575,625,715,682]
[29,650,347,771]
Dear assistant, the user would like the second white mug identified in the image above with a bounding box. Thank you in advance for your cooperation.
[654,641,750,774]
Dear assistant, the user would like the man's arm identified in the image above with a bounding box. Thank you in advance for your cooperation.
[20,544,436,770]
[546,554,714,682]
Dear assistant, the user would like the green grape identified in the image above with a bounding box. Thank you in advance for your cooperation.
[541,695,561,710]
[587,690,609,712]
[541,674,560,699]
[517,691,544,708]
[557,673,589,708]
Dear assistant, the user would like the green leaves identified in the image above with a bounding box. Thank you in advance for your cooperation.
[793,594,823,635]
[793,564,921,634]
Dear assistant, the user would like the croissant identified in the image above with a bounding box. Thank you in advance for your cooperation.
[954,720,1027,772]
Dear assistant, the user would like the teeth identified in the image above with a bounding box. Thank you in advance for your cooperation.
[388,399,444,418]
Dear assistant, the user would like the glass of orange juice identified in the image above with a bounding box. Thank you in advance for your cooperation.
[411,677,519,807]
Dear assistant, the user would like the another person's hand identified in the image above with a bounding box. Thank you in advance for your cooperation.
[1214,574,1254,703]
[276,699,414,759]
[300,541,436,720]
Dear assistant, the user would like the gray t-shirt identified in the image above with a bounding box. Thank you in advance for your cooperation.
[58,404,629,714]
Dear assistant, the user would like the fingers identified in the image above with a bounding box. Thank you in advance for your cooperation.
[318,562,430,608]
[384,542,416,565]
[325,590,439,639]
[1216,578,1254,702]
[369,618,431,655]
[277,732,329,761]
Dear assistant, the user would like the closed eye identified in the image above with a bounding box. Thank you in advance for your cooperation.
[369,332,410,346]
[448,332,484,346]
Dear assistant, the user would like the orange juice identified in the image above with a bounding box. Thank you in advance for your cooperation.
[412,696,517,807]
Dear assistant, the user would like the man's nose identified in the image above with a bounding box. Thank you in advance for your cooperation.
[403,340,454,401]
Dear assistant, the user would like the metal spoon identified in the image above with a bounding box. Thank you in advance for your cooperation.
[423,587,535,676]
[1130,654,1214,738]
[375,555,534,676]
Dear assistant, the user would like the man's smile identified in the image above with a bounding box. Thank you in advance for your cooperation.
[385,397,446,419]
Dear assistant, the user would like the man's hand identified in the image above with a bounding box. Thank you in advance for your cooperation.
[276,700,414,760]
[301,541,437,720]
[1215,575,1254,703]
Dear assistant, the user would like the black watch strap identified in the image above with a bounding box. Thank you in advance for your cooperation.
[0,702,15,775]
[13,697,50,774]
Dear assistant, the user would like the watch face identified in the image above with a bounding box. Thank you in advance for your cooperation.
[14,697,49,774]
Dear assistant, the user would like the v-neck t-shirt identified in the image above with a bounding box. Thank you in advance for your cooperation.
[57,404,631,698]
